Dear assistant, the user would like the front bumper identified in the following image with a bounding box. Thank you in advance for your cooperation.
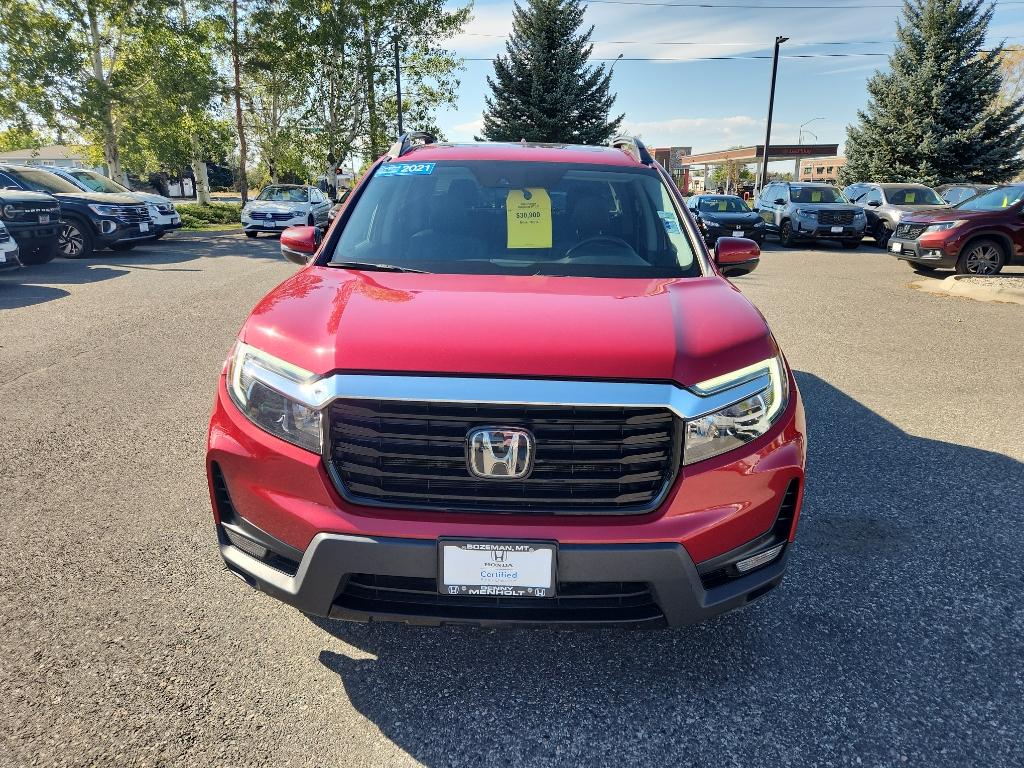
[219,528,789,626]
[94,218,158,247]
[704,224,765,243]
[242,214,306,232]
[208,372,806,626]
[0,244,21,270]
[794,219,865,240]
[153,213,182,233]
[887,237,957,267]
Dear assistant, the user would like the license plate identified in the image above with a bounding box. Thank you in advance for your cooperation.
[831,226,843,233]
[140,222,149,232]
[39,214,49,224]
[439,540,556,597]
[890,242,902,253]
[732,230,743,237]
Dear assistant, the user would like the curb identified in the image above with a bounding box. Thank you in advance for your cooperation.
[912,274,1024,305]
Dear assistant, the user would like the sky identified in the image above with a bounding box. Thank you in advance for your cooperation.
[433,0,1024,167]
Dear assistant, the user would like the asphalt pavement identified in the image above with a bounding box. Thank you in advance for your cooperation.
[1,232,1022,767]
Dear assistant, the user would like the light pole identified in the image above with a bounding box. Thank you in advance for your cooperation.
[794,116,824,179]
[757,36,788,194]
[609,53,624,75]
[394,36,403,137]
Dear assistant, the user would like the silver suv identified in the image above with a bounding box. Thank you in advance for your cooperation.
[753,182,866,248]
[842,182,948,248]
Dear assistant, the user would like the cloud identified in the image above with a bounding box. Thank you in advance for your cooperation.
[621,115,767,152]
[449,117,484,141]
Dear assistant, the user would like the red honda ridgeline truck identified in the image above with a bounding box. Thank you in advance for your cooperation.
[206,135,806,627]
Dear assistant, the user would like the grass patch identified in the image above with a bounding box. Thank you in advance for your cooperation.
[177,202,242,230]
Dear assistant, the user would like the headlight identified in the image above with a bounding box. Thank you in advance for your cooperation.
[226,342,322,453]
[794,208,817,217]
[88,203,121,216]
[292,210,306,218]
[853,210,866,219]
[684,356,789,465]
[924,220,965,233]
[753,219,765,227]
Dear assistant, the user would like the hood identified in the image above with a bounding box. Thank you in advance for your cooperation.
[53,191,143,205]
[698,210,760,225]
[0,189,58,205]
[241,270,776,387]
[890,204,949,216]
[246,200,308,213]
[130,191,173,206]
[901,207,1001,225]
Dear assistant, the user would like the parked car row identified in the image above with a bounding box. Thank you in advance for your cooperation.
[685,178,1023,275]
[0,163,182,267]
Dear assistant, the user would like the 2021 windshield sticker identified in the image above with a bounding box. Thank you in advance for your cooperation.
[377,162,436,177]
[658,210,682,235]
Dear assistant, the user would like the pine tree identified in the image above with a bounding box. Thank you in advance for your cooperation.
[478,0,623,144]
[840,0,1024,185]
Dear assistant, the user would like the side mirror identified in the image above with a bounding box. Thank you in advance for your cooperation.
[280,225,321,265]
[714,237,760,277]
[867,200,881,207]
[773,198,785,205]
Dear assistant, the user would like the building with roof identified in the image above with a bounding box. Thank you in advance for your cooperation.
[0,144,91,169]
[798,156,846,183]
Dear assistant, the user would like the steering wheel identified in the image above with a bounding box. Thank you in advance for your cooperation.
[563,235,634,260]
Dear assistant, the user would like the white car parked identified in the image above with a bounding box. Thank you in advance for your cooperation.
[241,185,332,238]
[47,167,182,239]
[0,220,21,271]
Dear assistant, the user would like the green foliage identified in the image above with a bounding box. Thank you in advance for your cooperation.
[480,0,623,144]
[841,0,1024,185]
[709,160,754,190]
[0,125,47,154]
[176,202,242,224]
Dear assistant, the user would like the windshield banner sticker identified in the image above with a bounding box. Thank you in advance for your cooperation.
[658,210,682,235]
[506,188,552,249]
[378,162,436,177]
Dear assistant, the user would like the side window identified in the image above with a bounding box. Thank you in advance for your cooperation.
[866,188,883,205]
[760,184,775,204]
[776,185,788,204]
[0,172,21,189]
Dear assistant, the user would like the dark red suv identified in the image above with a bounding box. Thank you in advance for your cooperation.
[206,135,806,627]
[888,183,1024,274]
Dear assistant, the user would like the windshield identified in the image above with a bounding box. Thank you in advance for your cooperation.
[330,160,700,278]
[5,167,81,194]
[789,185,846,204]
[69,170,128,194]
[257,186,308,202]
[885,186,943,206]
[956,184,1024,211]
[698,196,750,213]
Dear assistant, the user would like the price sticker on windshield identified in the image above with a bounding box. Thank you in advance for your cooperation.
[506,188,552,249]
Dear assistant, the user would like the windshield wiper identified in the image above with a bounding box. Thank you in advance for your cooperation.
[327,260,430,273]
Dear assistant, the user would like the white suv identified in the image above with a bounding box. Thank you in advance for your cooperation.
[0,220,21,271]
[241,185,332,238]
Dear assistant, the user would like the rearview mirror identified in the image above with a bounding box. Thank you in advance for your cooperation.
[714,237,760,277]
[280,225,321,265]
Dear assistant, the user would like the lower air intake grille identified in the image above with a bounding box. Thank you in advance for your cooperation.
[335,574,665,625]
[327,399,681,514]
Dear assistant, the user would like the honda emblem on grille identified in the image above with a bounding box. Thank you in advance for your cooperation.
[466,427,534,480]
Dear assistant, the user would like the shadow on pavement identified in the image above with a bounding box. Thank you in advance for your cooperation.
[308,372,1022,766]
[0,232,282,310]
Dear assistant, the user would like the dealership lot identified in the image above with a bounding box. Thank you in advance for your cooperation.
[1,234,1022,767]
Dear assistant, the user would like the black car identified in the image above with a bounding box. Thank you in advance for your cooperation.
[686,194,764,245]
[0,188,61,265]
[0,164,155,259]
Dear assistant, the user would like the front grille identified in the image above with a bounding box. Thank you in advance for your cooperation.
[5,204,59,223]
[328,400,680,514]
[894,222,927,240]
[109,205,150,223]
[251,211,295,222]
[336,574,665,625]
[818,209,854,225]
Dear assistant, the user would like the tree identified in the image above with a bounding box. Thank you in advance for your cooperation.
[840,0,1024,186]
[709,160,754,192]
[479,0,622,144]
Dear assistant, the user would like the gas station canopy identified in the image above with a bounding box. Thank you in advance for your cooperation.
[682,143,839,166]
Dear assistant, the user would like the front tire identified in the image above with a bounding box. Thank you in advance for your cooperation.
[58,219,95,259]
[109,241,136,251]
[956,239,1005,275]
[779,220,796,247]
[152,232,165,240]
[874,221,892,248]
[245,231,259,239]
